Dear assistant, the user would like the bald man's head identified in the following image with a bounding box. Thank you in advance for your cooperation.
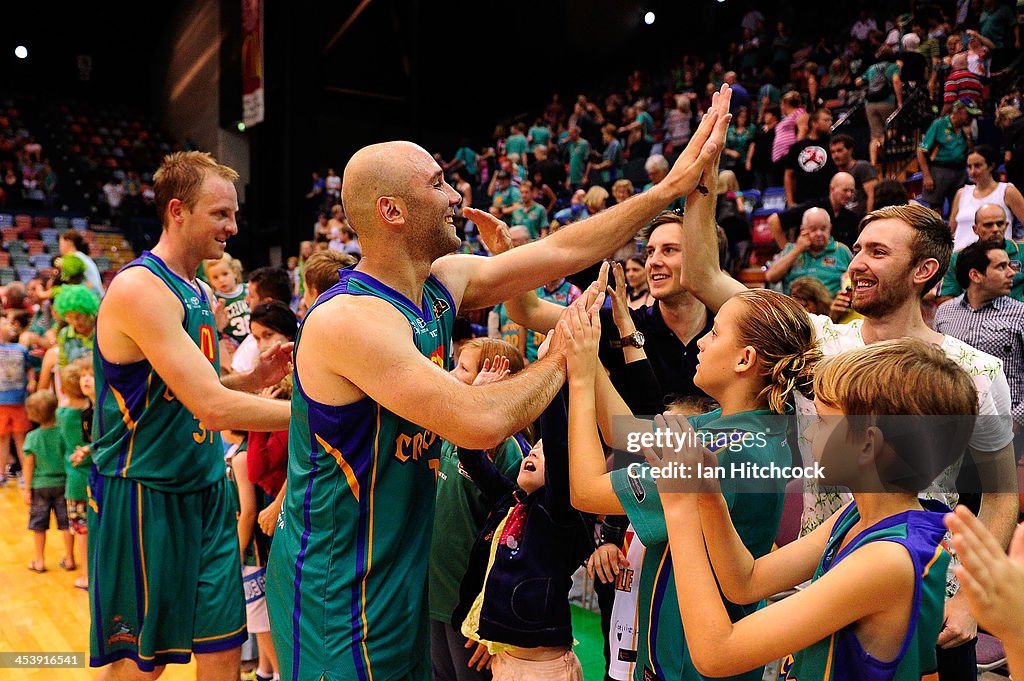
[341,140,461,259]
[801,207,833,251]
[829,171,856,208]
[342,141,429,234]
[951,52,968,70]
[973,203,1008,242]
[509,226,531,248]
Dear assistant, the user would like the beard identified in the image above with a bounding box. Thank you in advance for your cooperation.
[851,273,915,318]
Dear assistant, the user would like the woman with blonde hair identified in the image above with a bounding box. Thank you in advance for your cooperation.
[716,169,750,274]
[565,284,821,681]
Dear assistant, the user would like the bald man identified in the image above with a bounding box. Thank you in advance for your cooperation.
[939,203,1024,302]
[767,171,862,249]
[764,206,854,294]
[267,94,732,681]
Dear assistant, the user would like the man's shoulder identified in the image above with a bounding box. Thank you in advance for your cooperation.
[939,334,1004,379]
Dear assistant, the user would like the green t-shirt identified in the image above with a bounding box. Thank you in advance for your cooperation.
[25,425,67,489]
[511,203,549,240]
[611,408,791,681]
[566,139,592,185]
[776,238,854,295]
[919,115,969,165]
[57,406,90,500]
[941,239,1024,301]
[429,437,526,623]
[215,284,251,344]
[505,134,529,158]
[528,125,552,151]
[636,111,655,142]
[860,62,900,106]
[490,186,522,212]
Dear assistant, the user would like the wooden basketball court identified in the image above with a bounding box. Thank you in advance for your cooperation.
[0,484,196,681]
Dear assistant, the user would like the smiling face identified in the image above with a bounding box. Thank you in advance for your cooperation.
[849,219,919,317]
[517,440,546,494]
[179,173,239,261]
[404,148,463,258]
[644,220,687,301]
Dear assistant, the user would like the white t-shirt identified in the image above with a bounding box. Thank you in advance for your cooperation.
[607,525,646,681]
[231,333,260,374]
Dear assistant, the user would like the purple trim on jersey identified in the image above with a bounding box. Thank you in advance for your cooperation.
[350,441,373,681]
[649,547,672,680]
[512,432,532,457]
[91,649,190,673]
[825,499,950,681]
[90,470,107,662]
[95,335,151,475]
[137,251,211,305]
[292,446,320,681]
[193,630,249,654]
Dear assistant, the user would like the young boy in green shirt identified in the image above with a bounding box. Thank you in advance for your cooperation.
[23,389,71,573]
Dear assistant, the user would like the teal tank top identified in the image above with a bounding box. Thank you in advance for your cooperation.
[92,252,224,493]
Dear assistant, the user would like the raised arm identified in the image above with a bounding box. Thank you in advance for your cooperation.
[97,267,291,432]
[664,494,914,677]
[436,88,733,312]
[565,301,624,515]
[297,293,570,451]
[678,113,748,313]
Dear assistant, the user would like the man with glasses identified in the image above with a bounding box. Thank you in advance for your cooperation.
[939,203,1024,302]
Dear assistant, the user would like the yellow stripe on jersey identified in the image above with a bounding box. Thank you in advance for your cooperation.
[357,406,383,681]
[822,633,836,680]
[137,483,150,629]
[110,385,138,430]
[315,433,360,502]
[922,545,945,578]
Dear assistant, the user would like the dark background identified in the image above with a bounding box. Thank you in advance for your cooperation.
[0,0,897,262]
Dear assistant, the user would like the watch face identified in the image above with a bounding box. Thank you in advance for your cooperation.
[633,331,645,347]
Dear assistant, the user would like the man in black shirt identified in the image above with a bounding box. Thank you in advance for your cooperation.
[784,108,837,207]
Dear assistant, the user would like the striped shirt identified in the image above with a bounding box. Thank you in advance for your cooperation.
[934,294,1024,426]
[943,69,984,105]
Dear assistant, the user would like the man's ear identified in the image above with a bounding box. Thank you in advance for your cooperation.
[377,196,405,226]
[167,198,186,225]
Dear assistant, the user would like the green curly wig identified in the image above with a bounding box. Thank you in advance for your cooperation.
[53,284,100,318]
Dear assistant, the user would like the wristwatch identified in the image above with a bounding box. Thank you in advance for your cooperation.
[610,330,645,349]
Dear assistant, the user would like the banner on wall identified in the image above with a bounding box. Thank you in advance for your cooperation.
[242,0,264,127]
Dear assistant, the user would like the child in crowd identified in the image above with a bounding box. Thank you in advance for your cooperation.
[23,390,72,573]
[246,301,297,534]
[299,249,356,313]
[431,338,529,680]
[224,428,279,681]
[452,332,595,681]
[566,284,820,681]
[657,339,977,680]
[0,315,35,485]
[206,253,251,359]
[52,284,99,368]
[57,361,92,589]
